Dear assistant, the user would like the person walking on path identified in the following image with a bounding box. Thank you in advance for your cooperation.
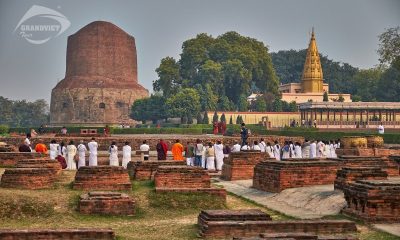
[122,142,132,169]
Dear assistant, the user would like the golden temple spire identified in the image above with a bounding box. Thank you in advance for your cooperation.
[301,28,324,93]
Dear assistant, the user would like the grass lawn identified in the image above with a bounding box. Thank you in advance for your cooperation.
[0,169,398,240]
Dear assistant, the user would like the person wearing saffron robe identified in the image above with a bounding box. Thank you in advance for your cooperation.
[156,139,168,160]
[49,140,59,160]
[66,140,77,170]
[172,139,184,161]
[109,141,119,166]
[88,138,99,166]
[122,142,132,169]
[205,142,215,170]
[35,142,48,154]
[214,140,224,171]
[77,140,87,169]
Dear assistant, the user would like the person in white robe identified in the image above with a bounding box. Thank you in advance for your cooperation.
[77,140,87,168]
[122,142,132,169]
[322,141,330,158]
[139,140,150,160]
[201,144,206,169]
[24,133,32,151]
[231,142,241,152]
[109,141,119,166]
[214,140,224,171]
[258,138,266,152]
[289,141,295,158]
[316,140,322,158]
[66,141,77,170]
[331,141,338,158]
[241,142,250,150]
[252,141,261,151]
[310,140,317,158]
[49,140,59,160]
[205,142,215,170]
[265,142,275,158]
[294,142,302,158]
[302,140,311,158]
[88,138,99,166]
[273,141,281,160]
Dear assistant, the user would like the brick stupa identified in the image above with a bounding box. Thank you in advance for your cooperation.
[50,21,148,125]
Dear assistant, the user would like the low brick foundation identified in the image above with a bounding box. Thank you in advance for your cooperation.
[253,160,338,193]
[342,179,400,223]
[155,165,211,188]
[79,192,135,215]
[235,233,357,240]
[221,151,268,181]
[198,215,356,239]
[336,147,400,158]
[334,167,388,190]
[0,168,56,189]
[127,160,186,180]
[0,228,115,239]
[329,156,398,177]
[154,165,226,200]
[73,166,132,191]
[198,209,271,225]
[0,152,45,167]
[16,159,62,175]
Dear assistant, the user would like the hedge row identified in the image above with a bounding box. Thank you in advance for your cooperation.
[111,127,203,135]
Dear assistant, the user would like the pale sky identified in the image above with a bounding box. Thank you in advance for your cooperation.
[0,0,399,102]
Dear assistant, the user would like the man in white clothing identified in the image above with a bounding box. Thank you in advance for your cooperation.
[77,140,87,168]
[378,123,384,134]
[273,141,281,160]
[88,138,99,166]
[258,138,266,152]
[310,140,317,158]
[139,140,150,160]
[122,142,132,169]
[231,142,241,152]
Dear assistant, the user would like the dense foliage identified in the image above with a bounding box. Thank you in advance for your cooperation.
[0,97,49,127]
[153,32,280,111]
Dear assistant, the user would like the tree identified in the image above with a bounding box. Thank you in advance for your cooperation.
[287,101,298,112]
[195,83,218,111]
[220,113,226,123]
[376,66,400,101]
[236,115,240,124]
[217,96,235,111]
[351,68,382,101]
[153,57,180,98]
[131,94,168,123]
[203,111,209,124]
[229,116,233,124]
[378,26,400,68]
[338,95,345,102]
[196,112,203,124]
[323,92,329,102]
[272,99,283,112]
[212,111,219,123]
[237,95,248,112]
[255,97,267,112]
[166,88,201,124]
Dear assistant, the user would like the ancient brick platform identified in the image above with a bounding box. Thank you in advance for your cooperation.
[154,165,226,200]
[0,152,45,167]
[0,168,56,189]
[329,156,398,177]
[16,159,62,175]
[221,151,268,181]
[342,178,400,222]
[198,215,357,239]
[334,167,388,190]
[336,147,400,158]
[235,233,358,239]
[79,192,135,216]
[253,160,338,193]
[127,160,186,180]
[198,209,271,225]
[0,228,115,239]
[73,166,132,191]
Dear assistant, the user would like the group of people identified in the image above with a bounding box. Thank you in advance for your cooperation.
[238,138,340,160]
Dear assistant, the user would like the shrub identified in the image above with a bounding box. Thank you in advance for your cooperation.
[0,125,9,134]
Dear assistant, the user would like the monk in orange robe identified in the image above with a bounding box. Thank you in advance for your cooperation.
[34,142,48,153]
[171,139,184,160]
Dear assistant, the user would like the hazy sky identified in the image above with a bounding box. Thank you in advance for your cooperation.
[0,0,399,102]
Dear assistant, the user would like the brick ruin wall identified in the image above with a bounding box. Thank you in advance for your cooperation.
[127,160,186,180]
[73,166,131,190]
[0,229,115,240]
[79,192,135,216]
[221,151,270,181]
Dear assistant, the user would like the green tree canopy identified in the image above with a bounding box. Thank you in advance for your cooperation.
[131,94,168,123]
[166,88,201,124]
[153,57,181,98]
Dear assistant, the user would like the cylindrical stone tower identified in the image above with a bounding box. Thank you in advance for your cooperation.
[50,21,148,125]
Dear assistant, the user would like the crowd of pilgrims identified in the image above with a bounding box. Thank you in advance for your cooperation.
[21,132,340,172]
